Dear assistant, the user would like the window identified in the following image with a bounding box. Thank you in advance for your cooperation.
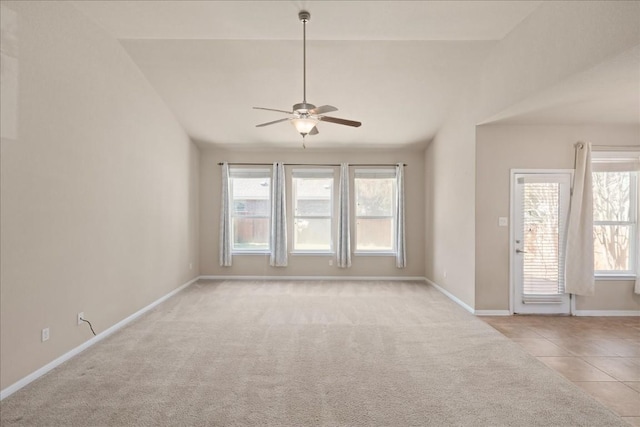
[354,168,396,253]
[292,169,333,252]
[229,167,271,252]
[592,153,639,276]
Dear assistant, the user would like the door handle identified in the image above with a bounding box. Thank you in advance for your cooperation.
[516,249,527,254]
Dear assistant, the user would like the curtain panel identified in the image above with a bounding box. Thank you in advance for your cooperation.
[565,142,594,295]
[219,162,232,267]
[395,163,407,268]
[336,163,351,268]
[270,162,288,267]
[636,153,640,292]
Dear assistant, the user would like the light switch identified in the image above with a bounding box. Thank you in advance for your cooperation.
[498,217,508,227]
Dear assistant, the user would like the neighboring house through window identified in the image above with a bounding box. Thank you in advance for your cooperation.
[229,167,271,252]
[592,152,639,277]
[292,168,334,252]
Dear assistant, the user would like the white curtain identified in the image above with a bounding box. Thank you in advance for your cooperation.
[219,162,232,267]
[636,159,640,294]
[565,142,594,295]
[336,163,351,268]
[270,162,288,267]
[395,163,407,268]
[636,229,640,294]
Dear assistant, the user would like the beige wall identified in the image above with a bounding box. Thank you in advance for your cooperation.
[424,97,478,309]
[200,148,425,278]
[475,124,640,312]
[0,2,199,390]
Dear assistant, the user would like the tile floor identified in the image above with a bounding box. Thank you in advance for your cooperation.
[482,316,640,426]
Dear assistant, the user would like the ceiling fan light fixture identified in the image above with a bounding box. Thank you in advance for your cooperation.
[291,117,318,136]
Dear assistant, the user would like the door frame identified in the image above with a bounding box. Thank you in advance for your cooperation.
[509,169,574,315]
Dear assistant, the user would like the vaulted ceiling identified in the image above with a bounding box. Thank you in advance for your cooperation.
[71,1,638,150]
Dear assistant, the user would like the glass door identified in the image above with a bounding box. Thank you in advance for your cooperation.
[512,173,571,314]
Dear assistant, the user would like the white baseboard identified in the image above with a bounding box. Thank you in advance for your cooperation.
[0,276,199,401]
[474,310,512,316]
[199,275,427,282]
[425,278,475,314]
[573,309,640,317]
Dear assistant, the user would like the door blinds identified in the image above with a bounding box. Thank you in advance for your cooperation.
[521,179,567,304]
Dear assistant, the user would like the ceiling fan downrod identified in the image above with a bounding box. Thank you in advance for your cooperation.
[300,11,310,107]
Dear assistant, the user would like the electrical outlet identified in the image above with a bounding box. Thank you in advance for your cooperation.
[41,328,49,342]
[189,262,193,270]
[443,270,447,278]
[77,312,84,326]
[328,259,333,266]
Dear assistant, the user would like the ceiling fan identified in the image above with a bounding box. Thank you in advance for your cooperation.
[253,11,361,145]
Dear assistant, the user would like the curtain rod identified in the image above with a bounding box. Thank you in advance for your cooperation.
[217,162,407,167]
[574,143,640,151]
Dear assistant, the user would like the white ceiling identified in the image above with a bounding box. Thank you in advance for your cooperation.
[481,44,640,126]
[71,1,637,150]
[71,1,542,41]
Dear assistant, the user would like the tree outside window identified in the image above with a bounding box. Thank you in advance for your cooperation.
[592,169,637,275]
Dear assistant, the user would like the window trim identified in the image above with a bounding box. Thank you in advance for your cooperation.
[354,167,397,255]
[229,166,272,255]
[291,168,334,254]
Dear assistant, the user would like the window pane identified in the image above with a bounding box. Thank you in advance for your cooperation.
[296,199,331,216]
[294,218,331,250]
[232,178,270,216]
[233,218,269,250]
[355,178,394,216]
[592,172,630,222]
[294,178,332,216]
[233,200,270,216]
[356,218,393,251]
[593,224,631,271]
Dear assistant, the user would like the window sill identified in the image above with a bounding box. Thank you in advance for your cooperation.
[595,275,636,281]
[290,251,334,256]
[353,251,396,257]
[231,251,269,256]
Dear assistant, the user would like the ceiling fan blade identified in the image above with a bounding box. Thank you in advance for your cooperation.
[309,105,338,115]
[253,107,293,115]
[319,116,362,127]
[309,126,319,135]
[256,118,290,127]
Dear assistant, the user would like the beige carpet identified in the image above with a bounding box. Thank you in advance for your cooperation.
[0,280,627,426]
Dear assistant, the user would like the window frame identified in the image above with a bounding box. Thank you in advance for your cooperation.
[229,166,272,254]
[291,168,335,254]
[353,168,397,255]
[591,152,639,279]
